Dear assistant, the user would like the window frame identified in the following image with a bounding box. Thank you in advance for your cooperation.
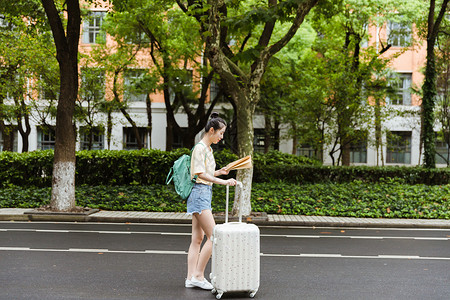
[297,144,318,159]
[123,69,148,102]
[123,127,148,150]
[80,67,106,102]
[253,128,279,153]
[386,131,412,164]
[37,126,56,150]
[387,73,412,106]
[350,135,368,164]
[80,126,105,150]
[387,20,412,48]
[435,132,450,165]
[82,11,106,44]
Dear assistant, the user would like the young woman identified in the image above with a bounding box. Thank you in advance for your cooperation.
[185,113,237,290]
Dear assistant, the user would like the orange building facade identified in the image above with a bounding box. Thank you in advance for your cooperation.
[1,4,448,166]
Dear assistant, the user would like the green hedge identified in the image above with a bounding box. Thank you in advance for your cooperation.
[1,149,449,187]
[1,182,449,219]
[254,165,450,185]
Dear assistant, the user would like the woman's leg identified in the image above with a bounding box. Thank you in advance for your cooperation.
[187,213,204,280]
[192,209,216,280]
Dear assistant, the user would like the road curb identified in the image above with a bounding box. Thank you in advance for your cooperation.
[253,220,450,229]
[1,209,450,228]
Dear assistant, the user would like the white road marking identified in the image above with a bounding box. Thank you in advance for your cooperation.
[0,247,448,261]
[144,250,187,255]
[1,228,449,241]
[0,247,186,255]
[261,253,450,261]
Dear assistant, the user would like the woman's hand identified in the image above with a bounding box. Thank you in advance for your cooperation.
[217,167,230,176]
[226,178,237,186]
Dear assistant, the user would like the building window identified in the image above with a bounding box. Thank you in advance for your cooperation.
[388,20,411,47]
[436,133,449,165]
[297,144,317,159]
[38,76,58,101]
[0,14,9,28]
[126,30,150,45]
[123,127,148,150]
[37,126,56,150]
[82,11,105,44]
[254,129,266,153]
[0,128,18,152]
[210,80,224,102]
[360,24,369,48]
[350,136,367,164]
[254,128,278,153]
[387,73,412,105]
[387,131,411,164]
[170,127,188,149]
[80,127,104,150]
[169,69,193,102]
[124,69,148,102]
[80,68,105,101]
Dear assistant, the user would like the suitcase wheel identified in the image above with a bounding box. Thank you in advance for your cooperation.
[216,291,223,299]
[211,288,216,294]
[250,290,257,298]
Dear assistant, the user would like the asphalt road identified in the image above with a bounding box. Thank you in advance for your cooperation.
[0,222,449,300]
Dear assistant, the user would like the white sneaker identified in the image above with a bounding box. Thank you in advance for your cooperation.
[190,276,213,290]
[185,278,195,288]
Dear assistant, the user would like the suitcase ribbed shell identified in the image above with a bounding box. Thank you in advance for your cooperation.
[211,222,260,298]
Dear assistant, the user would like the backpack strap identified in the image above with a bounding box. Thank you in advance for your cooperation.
[165,167,173,185]
[190,142,207,183]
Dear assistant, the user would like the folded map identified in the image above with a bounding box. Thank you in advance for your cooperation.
[225,155,252,170]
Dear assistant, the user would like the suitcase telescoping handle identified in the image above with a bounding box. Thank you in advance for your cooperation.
[225,181,243,223]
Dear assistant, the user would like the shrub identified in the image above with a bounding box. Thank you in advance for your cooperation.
[0,150,53,187]
[0,182,449,219]
[1,149,449,187]
[253,165,450,185]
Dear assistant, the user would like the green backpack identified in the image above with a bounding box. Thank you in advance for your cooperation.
[166,146,202,200]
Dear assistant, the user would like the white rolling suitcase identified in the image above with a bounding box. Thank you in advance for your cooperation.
[210,183,260,299]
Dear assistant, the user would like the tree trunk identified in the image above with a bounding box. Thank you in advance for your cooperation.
[17,110,31,153]
[50,57,78,211]
[0,98,13,151]
[41,0,81,211]
[375,98,383,166]
[291,123,298,155]
[422,0,449,168]
[341,142,351,166]
[106,106,112,150]
[423,45,437,168]
[232,94,255,216]
[146,93,152,148]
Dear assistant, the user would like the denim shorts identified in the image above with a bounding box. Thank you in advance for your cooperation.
[186,183,213,215]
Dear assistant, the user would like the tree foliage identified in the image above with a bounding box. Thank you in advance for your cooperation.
[109,0,223,150]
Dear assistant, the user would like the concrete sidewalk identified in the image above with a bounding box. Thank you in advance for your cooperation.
[1,208,450,228]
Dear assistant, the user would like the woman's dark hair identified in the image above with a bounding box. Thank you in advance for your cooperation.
[205,112,227,132]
